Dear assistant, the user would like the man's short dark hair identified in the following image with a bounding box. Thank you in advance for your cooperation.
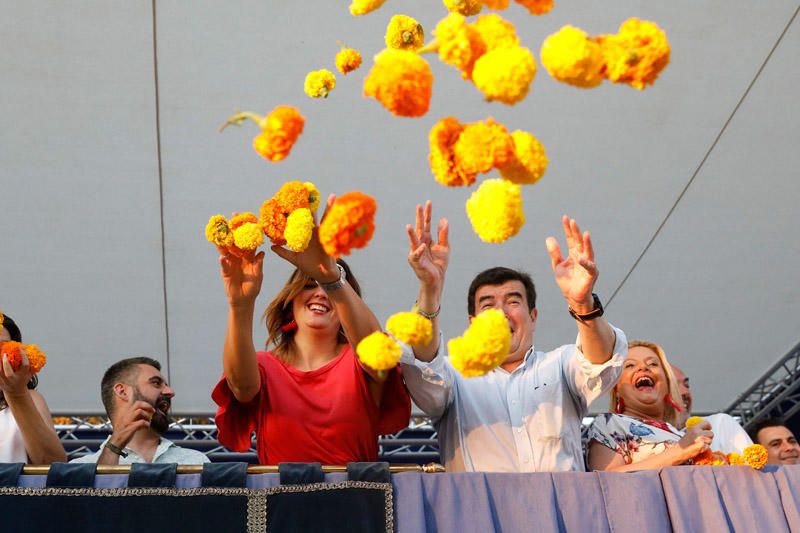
[100,357,161,417]
[748,418,790,443]
[467,267,537,316]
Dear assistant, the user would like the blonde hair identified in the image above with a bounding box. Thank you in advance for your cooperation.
[610,339,683,427]
[263,259,360,360]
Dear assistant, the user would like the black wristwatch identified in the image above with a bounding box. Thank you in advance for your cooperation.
[568,293,604,323]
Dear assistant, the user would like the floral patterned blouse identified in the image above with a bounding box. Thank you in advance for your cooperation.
[588,413,683,465]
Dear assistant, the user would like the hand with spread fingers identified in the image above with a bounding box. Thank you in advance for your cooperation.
[546,215,599,314]
[271,194,339,284]
[406,201,450,297]
[219,248,266,308]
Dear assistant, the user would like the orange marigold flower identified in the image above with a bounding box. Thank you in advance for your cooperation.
[453,118,514,176]
[443,0,483,16]
[385,15,425,51]
[319,192,377,257]
[428,117,475,187]
[0,341,23,371]
[471,46,537,104]
[499,130,548,184]
[274,181,313,212]
[336,47,363,75]
[472,13,518,51]
[514,0,553,15]
[363,49,433,117]
[350,0,387,16]
[221,106,305,163]
[743,444,769,470]
[23,344,46,374]
[433,13,487,79]
[230,212,258,231]
[260,199,287,245]
[599,18,670,90]
[726,452,746,466]
[482,0,509,8]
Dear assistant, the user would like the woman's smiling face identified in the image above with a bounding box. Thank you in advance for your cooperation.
[617,346,669,413]
[291,281,341,335]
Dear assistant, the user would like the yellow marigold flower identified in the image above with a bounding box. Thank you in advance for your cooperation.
[471,46,536,105]
[386,312,433,347]
[540,25,603,88]
[385,15,425,51]
[726,452,745,466]
[350,0,387,16]
[482,0,509,8]
[433,13,487,79]
[304,182,321,211]
[448,309,511,377]
[284,208,314,252]
[260,199,287,245]
[357,331,402,371]
[230,212,258,231]
[685,416,706,429]
[319,192,378,257]
[363,49,433,117]
[743,444,769,470]
[336,47,363,75]
[453,118,514,177]
[205,215,234,248]
[599,18,670,90]
[23,344,47,374]
[232,222,264,251]
[428,117,475,187]
[443,0,483,16]
[466,178,525,243]
[472,14,518,51]
[275,181,313,212]
[514,0,553,15]
[304,69,337,99]
[500,130,548,184]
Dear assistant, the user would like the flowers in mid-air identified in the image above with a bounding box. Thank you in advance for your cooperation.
[220,106,305,162]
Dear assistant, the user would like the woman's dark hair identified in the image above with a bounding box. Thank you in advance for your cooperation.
[0,314,38,410]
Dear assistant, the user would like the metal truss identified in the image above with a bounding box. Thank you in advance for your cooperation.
[725,341,800,430]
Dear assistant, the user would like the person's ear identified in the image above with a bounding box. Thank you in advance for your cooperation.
[113,383,128,402]
[530,308,538,322]
[468,315,474,324]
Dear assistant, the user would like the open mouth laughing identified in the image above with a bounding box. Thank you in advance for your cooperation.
[634,375,655,391]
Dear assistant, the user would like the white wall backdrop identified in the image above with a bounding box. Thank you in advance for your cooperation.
[1,1,798,414]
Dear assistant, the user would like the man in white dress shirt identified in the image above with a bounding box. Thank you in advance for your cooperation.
[398,203,627,472]
[71,357,208,465]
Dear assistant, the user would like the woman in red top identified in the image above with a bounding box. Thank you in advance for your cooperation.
[212,203,410,465]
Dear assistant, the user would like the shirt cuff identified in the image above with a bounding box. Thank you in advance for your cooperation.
[574,324,627,391]
[399,331,448,373]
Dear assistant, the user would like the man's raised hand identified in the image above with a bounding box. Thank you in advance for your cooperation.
[406,201,449,296]
[545,215,598,313]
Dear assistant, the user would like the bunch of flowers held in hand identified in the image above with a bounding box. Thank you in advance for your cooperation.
[0,341,47,374]
[541,18,670,90]
[220,106,305,162]
[448,309,511,377]
[319,192,377,257]
[685,417,769,469]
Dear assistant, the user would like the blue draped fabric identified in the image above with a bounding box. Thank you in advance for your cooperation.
[13,466,800,532]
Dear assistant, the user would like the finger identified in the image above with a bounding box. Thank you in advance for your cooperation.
[577,257,597,276]
[437,218,449,248]
[546,237,563,269]
[583,231,595,263]
[19,350,30,369]
[561,215,573,251]
[319,194,336,225]
[423,201,432,236]
[415,203,424,238]
[2,355,13,378]
[216,245,230,257]
[407,224,420,250]
[231,211,240,218]
[409,243,427,263]
[254,250,266,267]
[132,401,155,412]
[570,219,584,254]
[271,244,298,265]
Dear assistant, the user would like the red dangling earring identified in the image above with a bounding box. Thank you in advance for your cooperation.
[615,395,625,413]
[664,394,683,412]
[281,313,298,332]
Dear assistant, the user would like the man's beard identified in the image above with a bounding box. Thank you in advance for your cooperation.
[132,388,171,435]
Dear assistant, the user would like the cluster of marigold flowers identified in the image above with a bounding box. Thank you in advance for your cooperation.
[350,0,554,19]
[206,182,378,258]
[0,340,47,374]
[685,417,769,469]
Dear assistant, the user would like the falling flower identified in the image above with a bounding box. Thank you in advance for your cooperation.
[448,309,511,377]
[386,312,433,347]
[540,25,604,88]
[304,69,337,98]
[319,192,377,257]
[336,47,363,75]
[205,215,235,248]
[453,118,514,177]
[472,13,518,50]
[350,0,388,16]
[471,46,536,104]
[514,0,553,15]
[429,117,475,187]
[743,444,768,470]
[599,18,670,90]
[466,178,525,242]
[364,49,433,117]
[233,222,264,251]
[284,208,315,252]
[385,15,425,51]
[221,106,305,163]
[431,13,487,79]
[357,331,402,371]
[482,0,510,8]
[499,130,548,184]
[443,0,483,16]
